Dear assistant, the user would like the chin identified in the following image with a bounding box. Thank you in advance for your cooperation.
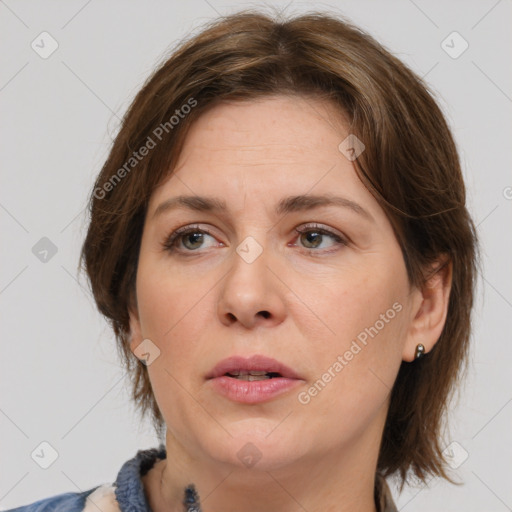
[208,426,303,472]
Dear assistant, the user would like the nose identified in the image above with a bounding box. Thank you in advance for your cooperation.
[217,243,287,329]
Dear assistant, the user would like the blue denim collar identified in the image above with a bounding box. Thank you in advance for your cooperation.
[114,444,167,511]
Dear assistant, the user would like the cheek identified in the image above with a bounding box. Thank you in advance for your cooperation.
[293,253,408,351]
[291,288,406,453]
[135,257,216,365]
[135,261,217,426]
[292,255,408,406]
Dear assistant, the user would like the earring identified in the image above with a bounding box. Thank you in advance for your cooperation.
[414,343,425,360]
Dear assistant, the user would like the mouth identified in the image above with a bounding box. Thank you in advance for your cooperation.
[206,355,305,405]
[206,354,302,381]
[206,354,304,404]
[223,370,283,381]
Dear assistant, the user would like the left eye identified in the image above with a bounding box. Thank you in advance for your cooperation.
[293,226,346,251]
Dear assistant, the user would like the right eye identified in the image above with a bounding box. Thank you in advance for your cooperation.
[162,225,223,253]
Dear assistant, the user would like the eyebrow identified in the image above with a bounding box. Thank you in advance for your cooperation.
[152,194,373,222]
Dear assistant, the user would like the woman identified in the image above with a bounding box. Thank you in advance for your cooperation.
[8,9,477,512]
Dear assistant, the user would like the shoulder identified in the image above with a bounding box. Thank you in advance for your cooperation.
[5,484,120,512]
[6,445,166,512]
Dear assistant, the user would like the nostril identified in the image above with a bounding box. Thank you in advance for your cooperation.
[258,311,271,319]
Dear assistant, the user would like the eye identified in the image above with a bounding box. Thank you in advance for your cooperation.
[163,225,221,253]
[162,223,346,255]
[292,224,347,252]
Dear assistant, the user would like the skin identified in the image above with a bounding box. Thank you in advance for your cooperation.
[129,95,452,512]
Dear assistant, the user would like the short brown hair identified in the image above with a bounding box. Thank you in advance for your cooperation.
[80,9,478,486]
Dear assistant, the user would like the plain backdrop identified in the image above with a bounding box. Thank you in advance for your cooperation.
[1,1,511,510]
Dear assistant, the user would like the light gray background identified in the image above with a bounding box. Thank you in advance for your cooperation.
[1,0,511,510]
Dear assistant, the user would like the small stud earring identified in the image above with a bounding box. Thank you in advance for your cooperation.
[414,343,425,360]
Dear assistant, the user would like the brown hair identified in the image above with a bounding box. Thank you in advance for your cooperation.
[80,9,478,487]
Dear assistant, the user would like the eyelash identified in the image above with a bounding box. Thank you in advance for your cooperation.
[162,223,347,255]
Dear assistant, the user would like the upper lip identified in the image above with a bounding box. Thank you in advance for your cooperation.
[206,355,302,380]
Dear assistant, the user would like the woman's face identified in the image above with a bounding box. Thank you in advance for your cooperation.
[130,95,423,471]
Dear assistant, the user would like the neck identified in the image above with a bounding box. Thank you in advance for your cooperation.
[143,403,388,512]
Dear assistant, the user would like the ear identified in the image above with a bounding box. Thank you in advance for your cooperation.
[402,256,453,362]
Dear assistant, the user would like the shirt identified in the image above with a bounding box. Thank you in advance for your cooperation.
[6,445,398,511]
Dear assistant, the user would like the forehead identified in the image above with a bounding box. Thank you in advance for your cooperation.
[176,95,348,167]
[149,95,378,218]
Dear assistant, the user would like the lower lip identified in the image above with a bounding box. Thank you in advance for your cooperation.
[207,376,303,404]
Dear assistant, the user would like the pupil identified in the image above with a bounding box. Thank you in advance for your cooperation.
[184,233,203,249]
[302,231,321,248]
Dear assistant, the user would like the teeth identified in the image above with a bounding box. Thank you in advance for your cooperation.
[233,374,271,381]
[225,370,283,380]
[228,370,269,377]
